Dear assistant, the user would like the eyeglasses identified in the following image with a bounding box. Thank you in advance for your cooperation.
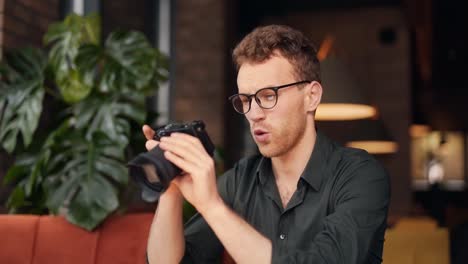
[228,80,311,114]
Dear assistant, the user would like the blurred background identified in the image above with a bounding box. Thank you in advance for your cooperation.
[0,0,467,263]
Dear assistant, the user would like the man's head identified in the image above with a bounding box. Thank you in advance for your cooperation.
[233,24,320,83]
[231,25,322,158]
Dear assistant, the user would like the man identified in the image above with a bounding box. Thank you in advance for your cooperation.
[145,25,390,263]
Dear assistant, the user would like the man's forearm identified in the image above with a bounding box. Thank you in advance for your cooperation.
[200,198,272,264]
[147,191,185,264]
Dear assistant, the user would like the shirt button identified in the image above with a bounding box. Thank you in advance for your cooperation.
[279,234,286,240]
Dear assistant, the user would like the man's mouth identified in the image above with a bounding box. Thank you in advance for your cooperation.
[254,129,267,136]
[253,128,270,143]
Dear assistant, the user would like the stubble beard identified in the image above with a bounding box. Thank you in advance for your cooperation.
[255,119,306,158]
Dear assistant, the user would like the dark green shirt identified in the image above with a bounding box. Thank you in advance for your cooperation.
[181,131,390,264]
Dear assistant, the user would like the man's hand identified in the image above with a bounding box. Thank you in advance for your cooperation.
[142,125,182,199]
[158,132,222,214]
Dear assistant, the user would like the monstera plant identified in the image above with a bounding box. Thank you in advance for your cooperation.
[0,13,168,230]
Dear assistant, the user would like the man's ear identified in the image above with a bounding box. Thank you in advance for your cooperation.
[305,81,322,112]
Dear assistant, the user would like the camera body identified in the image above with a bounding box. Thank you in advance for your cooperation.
[128,120,215,200]
[154,120,214,154]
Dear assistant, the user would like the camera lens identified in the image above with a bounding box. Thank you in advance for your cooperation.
[128,145,181,195]
[141,164,161,184]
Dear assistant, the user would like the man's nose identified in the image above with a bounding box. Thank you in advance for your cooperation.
[246,98,265,121]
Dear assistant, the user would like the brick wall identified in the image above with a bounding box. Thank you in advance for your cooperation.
[173,0,226,147]
[101,0,154,40]
[0,0,59,51]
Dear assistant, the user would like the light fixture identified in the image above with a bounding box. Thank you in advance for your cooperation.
[316,56,377,121]
[347,140,398,154]
[410,124,431,138]
[409,107,431,138]
[344,119,398,154]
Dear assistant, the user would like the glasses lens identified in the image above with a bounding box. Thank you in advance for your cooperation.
[231,94,250,114]
[256,88,277,109]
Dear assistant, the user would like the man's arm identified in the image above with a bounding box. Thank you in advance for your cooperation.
[142,125,185,264]
[146,185,185,264]
[198,198,273,263]
[145,125,230,263]
[158,132,273,263]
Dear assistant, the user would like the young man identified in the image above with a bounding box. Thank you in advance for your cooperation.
[145,25,390,263]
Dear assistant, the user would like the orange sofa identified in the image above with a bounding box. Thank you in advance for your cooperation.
[0,213,153,264]
[0,213,234,264]
[3,214,449,264]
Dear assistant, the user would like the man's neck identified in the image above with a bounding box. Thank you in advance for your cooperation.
[271,124,317,186]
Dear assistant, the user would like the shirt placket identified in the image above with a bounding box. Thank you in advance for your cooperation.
[277,211,289,253]
[276,183,306,253]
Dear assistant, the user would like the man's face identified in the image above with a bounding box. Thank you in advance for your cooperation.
[237,55,311,158]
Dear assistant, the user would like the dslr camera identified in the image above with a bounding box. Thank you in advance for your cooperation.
[128,120,215,200]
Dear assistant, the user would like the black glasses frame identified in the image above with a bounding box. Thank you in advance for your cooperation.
[228,80,311,114]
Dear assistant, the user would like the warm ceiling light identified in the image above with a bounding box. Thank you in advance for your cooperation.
[338,119,398,155]
[317,56,376,121]
[409,124,431,138]
[346,141,399,154]
[317,104,377,121]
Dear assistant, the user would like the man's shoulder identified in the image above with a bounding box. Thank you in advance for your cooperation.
[319,132,379,171]
[336,145,375,164]
[326,143,390,203]
[331,144,387,179]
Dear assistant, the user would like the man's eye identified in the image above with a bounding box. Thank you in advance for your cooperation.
[264,94,275,101]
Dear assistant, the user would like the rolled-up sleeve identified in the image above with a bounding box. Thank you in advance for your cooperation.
[271,159,390,264]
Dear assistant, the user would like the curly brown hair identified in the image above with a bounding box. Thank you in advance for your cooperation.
[233,25,320,82]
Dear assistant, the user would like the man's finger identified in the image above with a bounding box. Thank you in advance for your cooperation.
[161,133,206,160]
[145,140,159,151]
[159,141,199,168]
[159,138,203,166]
[164,150,197,176]
[171,132,203,147]
[142,125,155,140]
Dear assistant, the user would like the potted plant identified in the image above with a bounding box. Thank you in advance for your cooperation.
[0,13,168,230]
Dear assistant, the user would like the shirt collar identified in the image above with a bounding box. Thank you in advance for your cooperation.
[256,129,332,191]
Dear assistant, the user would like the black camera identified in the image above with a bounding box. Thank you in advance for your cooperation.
[128,120,215,201]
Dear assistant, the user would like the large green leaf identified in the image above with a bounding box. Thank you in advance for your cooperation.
[44,13,99,103]
[2,121,70,214]
[0,47,46,82]
[98,31,162,93]
[72,93,146,147]
[43,130,127,230]
[67,175,119,230]
[0,48,46,153]
[147,48,170,92]
[56,68,93,104]
[3,154,48,214]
